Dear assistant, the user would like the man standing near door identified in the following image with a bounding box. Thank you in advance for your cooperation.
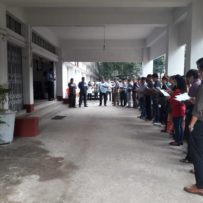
[46,67,55,101]
[78,77,88,107]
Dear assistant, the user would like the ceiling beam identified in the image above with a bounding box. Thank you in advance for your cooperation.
[2,0,191,8]
[25,7,172,26]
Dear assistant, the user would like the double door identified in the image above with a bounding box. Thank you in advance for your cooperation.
[7,43,23,112]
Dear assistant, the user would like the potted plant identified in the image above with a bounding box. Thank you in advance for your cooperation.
[0,84,16,144]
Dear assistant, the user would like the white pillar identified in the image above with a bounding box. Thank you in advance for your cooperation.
[56,50,63,100]
[185,0,203,72]
[142,48,153,77]
[0,4,7,85]
[166,24,185,76]
[22,25,34,112]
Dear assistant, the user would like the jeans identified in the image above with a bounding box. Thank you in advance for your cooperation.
[152,99,160,122]
[139,97,146,118]
[79,92,87,106]
[190,121,203,188]
[173,117,184,144]
[145,95,152,119]
[100,92,107,105]
[120,91,127,106]
[127,92,132,107]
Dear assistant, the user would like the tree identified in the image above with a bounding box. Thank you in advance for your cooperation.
[94,62,142,80]
[153,55,166,78]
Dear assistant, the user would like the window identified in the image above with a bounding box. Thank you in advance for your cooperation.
[32,32,56,54]
[6,14,22,35]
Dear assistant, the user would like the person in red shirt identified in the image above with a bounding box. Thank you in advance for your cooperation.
[169,75,187,146]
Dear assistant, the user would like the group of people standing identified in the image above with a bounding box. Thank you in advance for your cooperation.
[133,58,203,196]
[68,77,112,108]
[67,58,203,195]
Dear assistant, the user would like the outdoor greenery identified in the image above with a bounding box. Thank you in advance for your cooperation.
[0,84,9,111]
[153,55,166,77]
[94,62,142,80]
[0,84,9,124]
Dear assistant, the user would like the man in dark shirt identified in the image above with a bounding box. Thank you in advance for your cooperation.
[46,67,55,101]
[145,74,153,120]
[68,78,77,108]
[181,69,201,163]
[132,79,139,108]
[78,77,88,107]
[152,73,161,124]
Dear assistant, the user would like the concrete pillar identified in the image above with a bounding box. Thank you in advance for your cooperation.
[166,23,185,76]
[0,4,8,85]
[185,0,203,72]
[22,25,34,113]
[56,50,63,101]
[142,48,153,77]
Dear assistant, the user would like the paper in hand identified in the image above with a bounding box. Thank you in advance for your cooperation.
[160,89,170,97]
[175,93,191,102]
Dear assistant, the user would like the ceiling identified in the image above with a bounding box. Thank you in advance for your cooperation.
[48,25,163,41]
[1,0,191,7]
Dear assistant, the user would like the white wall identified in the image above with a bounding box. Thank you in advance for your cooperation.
[177,19,188,46]
[62,48,143,62]
[149,34,167,60]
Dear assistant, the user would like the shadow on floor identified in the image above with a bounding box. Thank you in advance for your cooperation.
[0,139,78,203]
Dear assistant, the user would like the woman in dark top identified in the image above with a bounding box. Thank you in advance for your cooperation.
[184,58,203,196]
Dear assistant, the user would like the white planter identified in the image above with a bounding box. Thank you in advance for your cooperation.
[0,111,16,144]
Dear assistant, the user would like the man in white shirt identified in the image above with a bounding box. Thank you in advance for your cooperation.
[99,78,109,106]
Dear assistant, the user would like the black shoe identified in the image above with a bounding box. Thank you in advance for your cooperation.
[180,158,192,164]
[169,142,183,146]
[85,106,88,107]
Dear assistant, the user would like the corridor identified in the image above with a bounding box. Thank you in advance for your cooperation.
[0,102,202,203]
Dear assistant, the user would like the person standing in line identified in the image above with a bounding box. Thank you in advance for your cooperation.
[46,67,55,101]
[112,78,120,106]
[120,79,127,107]
[99,78,109,106]
[184,58,203,196]
[87,81,93,101]
[169,75,187,146]
[127,79,133,108]
[94,81,99,100]
[107,79,112,102]
[180,69,201,163]
[145,74,154,120]
[78,77,88,107]
[152,73,162,124]
[137,77,147,119]
[68,78,77,108]
[132,79,139,108]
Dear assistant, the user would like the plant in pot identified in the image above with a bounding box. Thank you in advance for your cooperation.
[0,84,16,144]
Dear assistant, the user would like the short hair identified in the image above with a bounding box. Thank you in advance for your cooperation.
[162,76,169,81]
[196,58,203,71]
[147,74,152,78]
[152,73,159,78]
[186,69,199,79]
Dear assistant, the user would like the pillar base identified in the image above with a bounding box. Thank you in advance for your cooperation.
[23,104,34,113]
[15,117,39,137]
